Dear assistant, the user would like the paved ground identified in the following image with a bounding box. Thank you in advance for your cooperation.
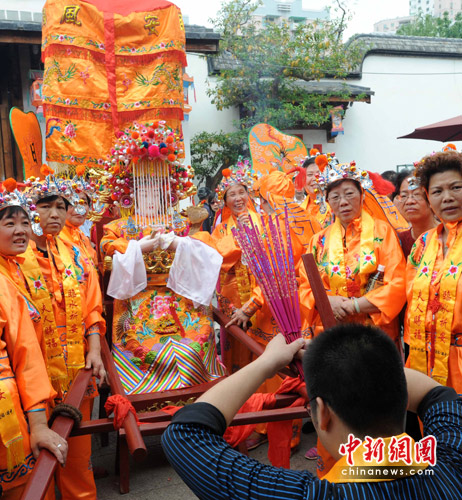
[91,410,318,499]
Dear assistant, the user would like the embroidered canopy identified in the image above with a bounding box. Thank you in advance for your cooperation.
[42,0,186,173]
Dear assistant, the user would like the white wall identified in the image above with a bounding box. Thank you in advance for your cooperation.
[293,54,462,173]
[331,54,462,172]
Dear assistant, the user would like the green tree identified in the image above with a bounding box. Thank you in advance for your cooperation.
[191,130,248,189]
[397,11,462,38]
[191,0,363,187]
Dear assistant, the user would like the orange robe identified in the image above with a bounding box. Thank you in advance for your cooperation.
[17,237,105,500]
[299,213,406,344]
[0,273,55,498]
[60,222,98,268]
[100,217,225,394]
[194,211,261,375]
[405,222,462,395]
[241,213,319,343]
[299,212,406,477]
[300,195,332,229]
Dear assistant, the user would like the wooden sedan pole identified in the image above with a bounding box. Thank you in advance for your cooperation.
[20,369,93,500]
[301,253,336,329]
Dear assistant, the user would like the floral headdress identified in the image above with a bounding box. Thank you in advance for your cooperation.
[99,121,195,221]
[23,165,85,234]
[313,154,407,231]
[314,154,372,192]
[0,178,43,236]
[71,165,99,206]
[216,158,258,201]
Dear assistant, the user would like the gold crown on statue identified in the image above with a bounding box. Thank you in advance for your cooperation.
[100,121,195,211]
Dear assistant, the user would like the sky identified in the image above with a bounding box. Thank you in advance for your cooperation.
[10,0,410,40]
[173,0,410,40]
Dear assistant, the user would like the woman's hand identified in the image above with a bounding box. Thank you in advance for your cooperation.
[237,212,251,227]
[328,295,353,321]
[225,308,251,330]
[85,333,107,386]
[29,413,68,466]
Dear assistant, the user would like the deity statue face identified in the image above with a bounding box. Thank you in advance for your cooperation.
[136,184,165,218]
[66,191,90,228]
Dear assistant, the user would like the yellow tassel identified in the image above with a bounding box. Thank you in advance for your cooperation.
[6,436,25,472]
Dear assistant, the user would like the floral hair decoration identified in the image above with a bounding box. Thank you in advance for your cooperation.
[0,178,43,236]
[216,158,258,201]
[100,121,195,215]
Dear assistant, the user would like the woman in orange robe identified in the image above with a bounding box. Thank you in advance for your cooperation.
[299,161,406,346]
[228,170,321,341]
[16,173,105,500]
[60,190,97,269]
[299,153,332,228]
[192,162,262,376]
[298,159,406,475]
[0,189,67,499]
[405,148,462,395]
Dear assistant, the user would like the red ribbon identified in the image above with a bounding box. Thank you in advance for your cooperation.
[105,394,140,430]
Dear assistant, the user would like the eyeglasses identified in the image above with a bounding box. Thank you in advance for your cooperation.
[327,192,358,204]
[399,191,425,203]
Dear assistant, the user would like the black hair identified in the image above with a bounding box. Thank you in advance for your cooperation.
[381,170,398,184]
[0,205,29,221]
[207,192,218,205]
[417,150,462,191]
[325,178,362,199]
[303,323,407,438]
[36,195,70,210]
[197,186,212,201]
[392,169,413,201]
[302,156,316,168]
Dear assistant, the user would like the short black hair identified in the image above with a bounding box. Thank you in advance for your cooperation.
[303,323,407,438]
[36,195,70,210]
[207,192,217,205]
[417,150,462,191]
[197,186,212,201]
[381,170,398,184]
[0,205,29,221]
[302,156,316,168]
[326,178,362,199]
[392,169,413,200]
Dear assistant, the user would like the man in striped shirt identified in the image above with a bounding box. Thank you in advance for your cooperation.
[161,324,462,499]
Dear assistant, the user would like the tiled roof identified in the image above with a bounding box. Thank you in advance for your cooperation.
[293,80,374,96]
[0,18,220,52]
[346,33,462,77]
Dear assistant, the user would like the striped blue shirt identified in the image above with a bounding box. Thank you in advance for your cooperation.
[161,387,462,500]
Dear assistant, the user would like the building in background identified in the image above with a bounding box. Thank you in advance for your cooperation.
[374,16,416,33]
[252,0,329,30]
[434,0,462,19]
[410,0,435,15]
